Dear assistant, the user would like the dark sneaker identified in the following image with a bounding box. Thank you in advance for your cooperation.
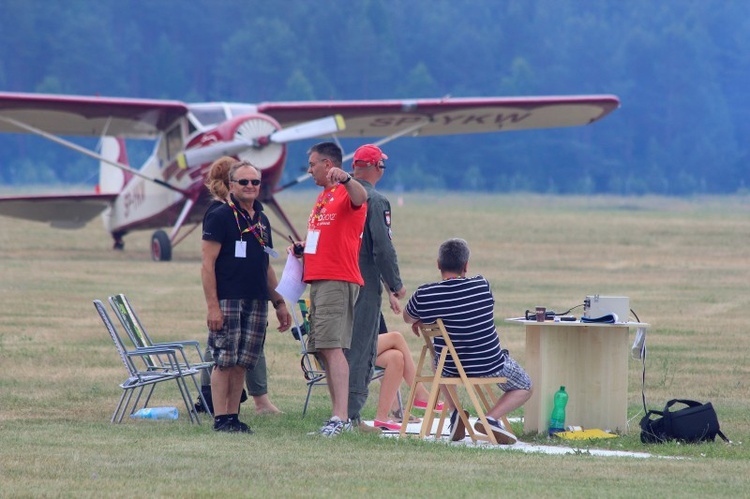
[213,418,253,434]
[213,419,233,432]
[318,416,351,437]
[449,409,469,441]
[474,417,517,445]
[232,419,254,434]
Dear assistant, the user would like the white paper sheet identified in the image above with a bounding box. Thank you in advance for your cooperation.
[275,252,307,303]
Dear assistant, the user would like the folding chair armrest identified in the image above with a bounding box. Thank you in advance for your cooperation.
[148,339,199,347]
[166,340,206,360]
[126,347,180,369]
[141,342,202,369]
[129,345,179,355]
[146,340,201,355]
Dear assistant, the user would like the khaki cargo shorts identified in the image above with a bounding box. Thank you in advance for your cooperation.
[307,280,359,351]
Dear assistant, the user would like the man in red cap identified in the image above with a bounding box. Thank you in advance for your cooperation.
[346,144,407,432]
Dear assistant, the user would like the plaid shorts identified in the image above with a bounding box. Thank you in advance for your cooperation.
[208,299,267,370]
[489,354,533,392]
[434,350,532,392]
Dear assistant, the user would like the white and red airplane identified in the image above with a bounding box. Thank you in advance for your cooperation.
[0,91,619,260]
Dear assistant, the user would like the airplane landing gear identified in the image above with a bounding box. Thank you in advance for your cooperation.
[112,232,126,250]
[151,230,172,261]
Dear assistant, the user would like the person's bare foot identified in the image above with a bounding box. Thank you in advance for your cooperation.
[255,405,283,415]
[253,395,283,415]
[356,421,382,434]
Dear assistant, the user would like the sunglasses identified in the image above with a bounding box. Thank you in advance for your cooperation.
[231,178,261,186]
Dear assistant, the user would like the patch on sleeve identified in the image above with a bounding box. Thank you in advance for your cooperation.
[383,210,391,227]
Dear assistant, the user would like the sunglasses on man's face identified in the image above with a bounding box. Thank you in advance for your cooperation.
[232,178,261,186]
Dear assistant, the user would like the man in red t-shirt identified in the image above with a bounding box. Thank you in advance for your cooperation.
[298,142,367,437]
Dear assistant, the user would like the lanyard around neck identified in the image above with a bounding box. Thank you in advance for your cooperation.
[227,198,266,248]
[308,185,339,229]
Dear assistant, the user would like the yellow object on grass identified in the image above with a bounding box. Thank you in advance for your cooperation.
[555,428,618,440]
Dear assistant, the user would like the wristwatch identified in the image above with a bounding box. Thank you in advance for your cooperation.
[272,298,285,309]
[341,174,352,184]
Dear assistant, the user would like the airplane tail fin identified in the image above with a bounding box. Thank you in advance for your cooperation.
[96,137,130,194]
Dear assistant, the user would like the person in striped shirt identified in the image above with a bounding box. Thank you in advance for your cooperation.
[403,238,532,444]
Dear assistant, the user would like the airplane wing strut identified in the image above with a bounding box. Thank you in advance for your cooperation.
[0,115,187,195]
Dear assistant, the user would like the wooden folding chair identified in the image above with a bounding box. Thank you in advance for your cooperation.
[399,318,514,444]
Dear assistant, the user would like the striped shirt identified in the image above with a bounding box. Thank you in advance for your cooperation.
[405,275,506,376]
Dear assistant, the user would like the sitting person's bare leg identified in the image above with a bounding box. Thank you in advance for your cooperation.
[486,388,532,422]
[378,332,434,406]
[375,349,404,424]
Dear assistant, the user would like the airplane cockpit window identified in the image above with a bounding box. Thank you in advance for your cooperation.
[229,104,256,118]
[189,106,228,127]
[158,123,184,163]
[165,125,183,160]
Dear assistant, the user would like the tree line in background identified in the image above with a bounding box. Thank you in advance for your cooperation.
[1,0,749,195]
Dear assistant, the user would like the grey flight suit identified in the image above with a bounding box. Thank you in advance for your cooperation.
[346,179,403,422]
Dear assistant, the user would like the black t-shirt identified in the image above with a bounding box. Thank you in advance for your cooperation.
[202,197,273,301]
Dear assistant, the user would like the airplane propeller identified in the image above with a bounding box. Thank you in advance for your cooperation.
[265,114,345,144]
[177,114,345,170]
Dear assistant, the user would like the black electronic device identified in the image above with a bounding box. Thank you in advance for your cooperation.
[291,324,308,340]
[288,234,304,256]
[524,309,556,321]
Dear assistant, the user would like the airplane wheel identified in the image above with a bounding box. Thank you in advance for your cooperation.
[151,230,172,262]
[112,232,126,250]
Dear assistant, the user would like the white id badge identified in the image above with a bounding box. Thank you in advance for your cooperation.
[235,240,247,258]
[304,230,320,254]
[263,246,279,258]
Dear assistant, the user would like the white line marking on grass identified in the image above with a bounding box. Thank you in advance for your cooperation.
[366,418,680,459]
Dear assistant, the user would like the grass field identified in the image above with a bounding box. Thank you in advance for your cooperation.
[1,192,749,497]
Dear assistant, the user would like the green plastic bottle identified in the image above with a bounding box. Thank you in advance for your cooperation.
[548,386,568,436]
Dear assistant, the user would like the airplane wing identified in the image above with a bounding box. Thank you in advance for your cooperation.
[0,91,188,138]
[256,95,620,137]
[0,193,117,228]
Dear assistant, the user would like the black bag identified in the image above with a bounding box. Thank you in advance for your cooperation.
[193,385,248,415]
[640,409,669,443]
[640,399,729,443]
